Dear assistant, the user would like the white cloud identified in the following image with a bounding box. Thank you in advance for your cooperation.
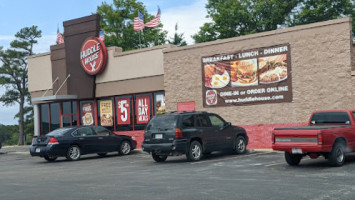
[161,0,212,44]
[33,35,56,54]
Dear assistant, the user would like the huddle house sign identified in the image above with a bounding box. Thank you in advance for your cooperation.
[80,37,108,75]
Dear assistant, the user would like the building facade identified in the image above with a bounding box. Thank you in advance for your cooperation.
[28,15,355,149]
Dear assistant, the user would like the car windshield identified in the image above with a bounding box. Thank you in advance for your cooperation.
[47,128,72,136]
[310,112,351,125]
[146,115,177,130]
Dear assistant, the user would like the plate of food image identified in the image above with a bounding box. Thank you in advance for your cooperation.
[258,54,287,84]
[231,59,258,87]
[204,63,230,88]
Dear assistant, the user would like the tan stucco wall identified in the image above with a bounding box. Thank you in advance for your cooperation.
[28,52,53,92]
[163,18,354,125]
[96,44,174,84]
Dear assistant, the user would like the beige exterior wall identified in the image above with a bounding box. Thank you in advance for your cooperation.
[163,18,354,125]
[28,52,53,93]
[96,44,174,84]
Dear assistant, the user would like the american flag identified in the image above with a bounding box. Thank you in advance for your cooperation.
[133,11,144,31]
[57,27,64,44]
[145,7,161,28]
[98,30,105,42]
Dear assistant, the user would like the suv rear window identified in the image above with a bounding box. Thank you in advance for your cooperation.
[310,112,351,125]
[146,115,178,130]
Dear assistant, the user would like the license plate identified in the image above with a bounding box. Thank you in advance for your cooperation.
[155,134,163,139]
[292,148,302,154]
[35,148,41,153]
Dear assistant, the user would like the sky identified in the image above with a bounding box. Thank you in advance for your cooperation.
[0,0,211,125]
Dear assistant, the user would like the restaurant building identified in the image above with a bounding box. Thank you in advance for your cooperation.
[28,15,355,149]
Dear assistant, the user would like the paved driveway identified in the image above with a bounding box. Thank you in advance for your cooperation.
[0,149,354,200]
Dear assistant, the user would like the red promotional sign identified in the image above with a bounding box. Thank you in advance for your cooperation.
[82,103,94,126]
[80,37,108,75]
[136,96,150,124]
[117,98,131,125]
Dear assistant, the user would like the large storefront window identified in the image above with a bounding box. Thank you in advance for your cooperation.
[98,98,114,131]
[116,96,133,131]
[50,103,60,131]
[62,101,78,127]
[40,104,50,135]
[154,92,166,115]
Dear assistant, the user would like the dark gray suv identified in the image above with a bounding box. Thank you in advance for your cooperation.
[142,111,248,162]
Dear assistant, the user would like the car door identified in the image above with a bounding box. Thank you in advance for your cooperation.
[195,114,217,151]
[92,126,117,152]
[75,127,99,154]
[207,114,233,150]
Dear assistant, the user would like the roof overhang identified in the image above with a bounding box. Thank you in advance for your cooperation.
[32,95,78,104]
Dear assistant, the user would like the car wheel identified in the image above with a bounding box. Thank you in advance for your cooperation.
[66,145,81,161]
[152,153,168,162]
[97,153,108,157]
[328,143,345,167]
[186,141,203,162]
[44,155,57,162]
[234,136,247,154]
[119,140,131,155]
[285,152,302,166]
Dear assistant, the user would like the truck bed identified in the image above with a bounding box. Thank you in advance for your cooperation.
[274,125,350,130]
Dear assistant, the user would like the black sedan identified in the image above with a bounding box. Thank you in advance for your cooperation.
[30,126,137,162]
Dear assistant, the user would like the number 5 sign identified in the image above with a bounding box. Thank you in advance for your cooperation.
[117,98,131,125]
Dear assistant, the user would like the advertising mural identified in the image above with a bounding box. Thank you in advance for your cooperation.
[117,98,131,125]
[81,102,94,125]
[99,100,113,126]
[202,44,292,107]
[136,96,151,124]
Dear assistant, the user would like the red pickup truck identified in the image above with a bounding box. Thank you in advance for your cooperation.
[272,110,355,167]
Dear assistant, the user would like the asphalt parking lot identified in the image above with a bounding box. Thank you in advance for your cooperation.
[1,148,355,200]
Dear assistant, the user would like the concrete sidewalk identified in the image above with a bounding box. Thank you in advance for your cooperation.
[0,145,30,154]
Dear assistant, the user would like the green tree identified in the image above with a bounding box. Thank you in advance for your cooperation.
[193,0,300,43]
[0,26,41,145]
[97,0,167,51]
[0,124,19,145]
[168,23,187,46]
[290,0,355,36]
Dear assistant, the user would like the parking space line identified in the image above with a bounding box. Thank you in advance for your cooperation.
[191,152,273,165]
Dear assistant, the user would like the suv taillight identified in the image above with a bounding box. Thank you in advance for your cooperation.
[175,128,183,139]
[48,137,59,145]
[317,133,323,145]
[31,138,36,145]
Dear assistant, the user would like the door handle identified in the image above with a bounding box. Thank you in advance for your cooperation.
[98,137,103,140]
[79,138,84,140]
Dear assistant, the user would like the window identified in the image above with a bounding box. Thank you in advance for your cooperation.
[40,104,50,135]
[154,92,165,115]
[77,127,95,136]
[80,101,95,126]
[93,126,110,136]
[182,115,195,128]
[50,103,60,131]
[146,115,177,130]
[134,94,152,130]
[310,112,351,125]
[209,114,225,128]
[116,96,133,131]
[98,99,114,131]
[196,115,210,127]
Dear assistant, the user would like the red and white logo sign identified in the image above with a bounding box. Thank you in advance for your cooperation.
[117,98,131,125]
[80,37,107,75]
[136,96,150,124]
[206,90,218,105]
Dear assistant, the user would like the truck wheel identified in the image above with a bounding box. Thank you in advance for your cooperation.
[328,143,345,167]
[234,136,247,154]
[186,141,203,162]
[152,153,168,162]
[285,152,302,166]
